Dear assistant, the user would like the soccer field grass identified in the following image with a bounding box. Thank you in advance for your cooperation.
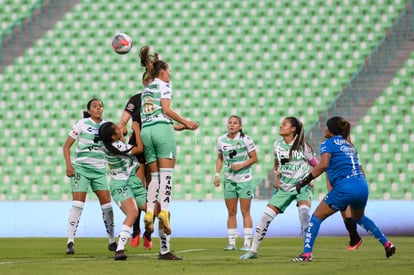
[0,237,412,275]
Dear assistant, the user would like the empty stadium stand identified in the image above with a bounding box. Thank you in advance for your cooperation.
[0,0,412,201]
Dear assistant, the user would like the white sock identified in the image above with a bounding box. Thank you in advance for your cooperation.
[146,173,159,213]
[159,168,173,211]
[159,229,171,254]
[101,202,115,244]
[250,207,277,253]
[67,200,84,243]
[228,228,237,246]
[298,205,311,237]
[116,224,132,252]
[244,228,253,247]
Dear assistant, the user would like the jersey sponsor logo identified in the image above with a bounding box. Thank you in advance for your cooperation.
[142,95,156,114]
[142,89,154,96]
[340,145,356,155]
[333,138,347,145]
[276,148,290,160]
[278,164,309,173]
[126,102,135,112]
[147,83,159,90]
[276,149,304,162]
[93,135,101,143]
[141,114,161,123]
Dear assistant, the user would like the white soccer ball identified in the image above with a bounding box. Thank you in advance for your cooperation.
[111,33,133,54]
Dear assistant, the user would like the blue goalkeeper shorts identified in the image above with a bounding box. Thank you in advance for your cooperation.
[323,176,369,211]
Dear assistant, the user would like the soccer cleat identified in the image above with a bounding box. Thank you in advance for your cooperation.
[240,245,250,251]
[114,250,127,261]
[384,241,396,258]
[130,234,140,248]
[144,211,154,233]
[143,231,153,250]
[240,251,258,259]
[158,210,171,235]
[66,242,75,255]
[108,242,117,252]
[158,252,183,260]
[224,244,237,251]
[292,253,313,262]
[347,238,363,250]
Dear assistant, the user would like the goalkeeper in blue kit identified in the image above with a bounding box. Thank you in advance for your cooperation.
[292,116,396,262]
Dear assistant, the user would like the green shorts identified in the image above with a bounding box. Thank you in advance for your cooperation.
[223,179,254,199]
[128,175,147,209]
[268,185,313,213]
[110,175,147,208]
[70,170,108,193]
[141,123,176,164]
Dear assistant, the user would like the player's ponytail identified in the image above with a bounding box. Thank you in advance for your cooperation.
[142,70,152,85]
[286,117,306,159]
[139,46,154,77]
[342,119,353,145]
[139,46,167,79]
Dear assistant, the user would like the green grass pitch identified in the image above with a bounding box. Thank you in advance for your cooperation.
[0,237,412,275]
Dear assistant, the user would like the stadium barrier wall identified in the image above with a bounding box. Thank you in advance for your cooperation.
[0,200,413,238]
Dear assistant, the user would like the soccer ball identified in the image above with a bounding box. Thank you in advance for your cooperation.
[111,33,132,54]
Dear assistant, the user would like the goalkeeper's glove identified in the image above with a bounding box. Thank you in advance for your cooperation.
[296,173,315,193]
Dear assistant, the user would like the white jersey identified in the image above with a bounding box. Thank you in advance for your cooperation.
[104,140,139,180]
[68,117,106,173]
[216,132,256,183]
[141,78,173,127]
[273,138,315,192]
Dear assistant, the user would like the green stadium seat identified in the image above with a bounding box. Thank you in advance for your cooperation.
[0,0,410,200]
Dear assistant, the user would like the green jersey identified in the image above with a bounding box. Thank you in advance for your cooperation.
[104,141,139,181]
[68,118,106,176]
[141,78,173,128]
[216,133,256,183]
[273,138,315,192]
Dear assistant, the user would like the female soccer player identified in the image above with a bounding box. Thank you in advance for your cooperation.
[63,98,116,255]
[292,116,396,262]
[215,115,258,251]
[139,45,198,260]
[240,117,317,259]
[118,72,154,250]
[98,120,146,260]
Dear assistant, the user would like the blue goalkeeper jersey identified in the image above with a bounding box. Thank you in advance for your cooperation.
[320,135,364,186]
